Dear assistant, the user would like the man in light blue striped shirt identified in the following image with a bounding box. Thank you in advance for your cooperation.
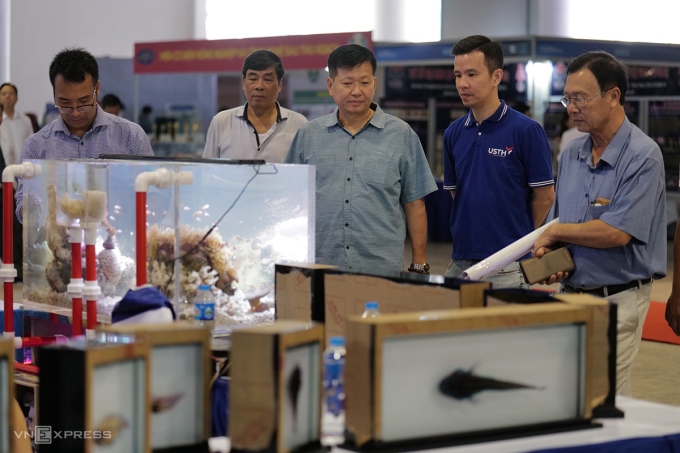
[285,45,437,275]
[15,48,153,222]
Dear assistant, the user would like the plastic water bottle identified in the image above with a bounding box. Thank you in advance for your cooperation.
[322,336,346,446]
[361,301,380,318]
[193,285,215,332]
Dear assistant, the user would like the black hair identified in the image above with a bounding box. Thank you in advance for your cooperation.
[327,44,376,79]
[242,50,284,80]
[102,94,124,110]
[141,105,153,115]
[49,48,99,90]
[567,51,627,105]
[0,83,18,96]
[451,35,504,74]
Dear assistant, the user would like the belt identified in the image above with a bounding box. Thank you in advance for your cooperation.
[564,278,652,297]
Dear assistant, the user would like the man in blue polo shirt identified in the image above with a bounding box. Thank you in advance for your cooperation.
[532,52,666,396]
[443,35,555,287]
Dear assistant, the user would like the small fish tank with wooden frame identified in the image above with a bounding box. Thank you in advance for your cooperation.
[21,158,315,327]
[229,320,324,453]
[37,338,151,452]
[98,323,212,451]
[344,303,608,448]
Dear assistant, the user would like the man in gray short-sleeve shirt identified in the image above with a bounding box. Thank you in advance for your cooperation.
[285,45,437,275]
[203,50,307,163]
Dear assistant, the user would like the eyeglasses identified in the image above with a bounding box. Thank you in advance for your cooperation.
[55,90,97,114]
[560,89,612,108]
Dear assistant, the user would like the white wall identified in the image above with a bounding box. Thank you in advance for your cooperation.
[441,0,529,41]
[9,0,198,117]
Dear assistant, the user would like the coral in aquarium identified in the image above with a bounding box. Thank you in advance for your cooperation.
[146,224,276,325]
[97,226,123,297]
[146,224,238,295]
[44,184,72,293]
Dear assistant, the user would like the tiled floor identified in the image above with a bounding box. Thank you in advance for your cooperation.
[406,239,680,406]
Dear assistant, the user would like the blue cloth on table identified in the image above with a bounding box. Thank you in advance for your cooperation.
[528,433,680,453]
[111,287,176,323]
[212,377,229,437]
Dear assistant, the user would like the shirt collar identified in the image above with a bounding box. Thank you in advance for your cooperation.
[322,103,384,129]
[53,106,111,136]
[239,101,285,123]
[464,100,508,127]
[577,117,632,167]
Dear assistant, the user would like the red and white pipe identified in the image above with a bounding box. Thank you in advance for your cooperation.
[67,226,84,336]
[2,163,41,339]
[83,221,100,339]
[14,334,67,349]
[134,169,193,287]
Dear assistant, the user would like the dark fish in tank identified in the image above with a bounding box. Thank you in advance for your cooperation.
[439,367,544,400]
[94,414,128,445]
[151,392,184,413]
[287,365,302,432]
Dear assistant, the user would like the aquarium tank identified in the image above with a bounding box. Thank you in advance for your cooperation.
[22,158,315,326]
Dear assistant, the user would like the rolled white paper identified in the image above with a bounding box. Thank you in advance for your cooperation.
[462,218,560,281]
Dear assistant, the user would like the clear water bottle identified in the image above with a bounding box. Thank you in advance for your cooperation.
[193,285,215,332]
[361,301,380,318]
[322,336,346,446]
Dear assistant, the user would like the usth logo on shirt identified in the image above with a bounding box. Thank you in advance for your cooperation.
[488,146,513,157]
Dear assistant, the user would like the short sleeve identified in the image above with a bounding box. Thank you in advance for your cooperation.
[599,156,664,243]
[202,116,220,159]
[520,122,554,188]
[400,128,437,204]
[442,126,457,191]
[284,129,304,164]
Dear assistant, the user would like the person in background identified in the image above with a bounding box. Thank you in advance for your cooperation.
[533,51,666,396]
[443,35,555,288]
[101,93,125,116]
[0,102,24,280]
[0,83,34,167]
[285,44,437,275]
[139,105,153,133]
[556,111,586,162]
[514,101,532,117]
[15,47,153,222]
[202,49,307,163]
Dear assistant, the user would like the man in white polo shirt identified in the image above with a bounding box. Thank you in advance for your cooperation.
[0,83,34,167]
[202,50,307,163]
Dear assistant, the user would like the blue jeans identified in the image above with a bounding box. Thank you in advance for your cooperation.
[445,259,530,290]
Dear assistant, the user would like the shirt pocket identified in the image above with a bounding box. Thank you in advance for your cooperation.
[312,155,337,188]
[363,149,400,189]
[590,204,611,221]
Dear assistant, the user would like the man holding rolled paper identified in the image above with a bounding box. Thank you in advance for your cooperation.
[443,35,555,288]
[532,51,666,396]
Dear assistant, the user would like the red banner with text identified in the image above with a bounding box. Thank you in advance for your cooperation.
[134,32,373,74]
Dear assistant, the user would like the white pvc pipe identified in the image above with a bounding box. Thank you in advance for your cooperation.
[2,162,42,183]
[134,168,193,192]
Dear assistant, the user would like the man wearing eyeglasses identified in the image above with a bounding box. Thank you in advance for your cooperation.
[532,51,666,396]
[14,48,153,221]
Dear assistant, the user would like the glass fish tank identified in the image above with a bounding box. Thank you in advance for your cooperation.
[22,158,315,326]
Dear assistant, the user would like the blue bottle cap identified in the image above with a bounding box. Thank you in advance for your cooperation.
[365,301,379,310]
[329,336,345,347]
[199,285,210,291]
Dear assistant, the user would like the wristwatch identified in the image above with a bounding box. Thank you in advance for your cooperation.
[408,263,430,274]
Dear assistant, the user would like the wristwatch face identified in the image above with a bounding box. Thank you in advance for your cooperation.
[410,263,430,273]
